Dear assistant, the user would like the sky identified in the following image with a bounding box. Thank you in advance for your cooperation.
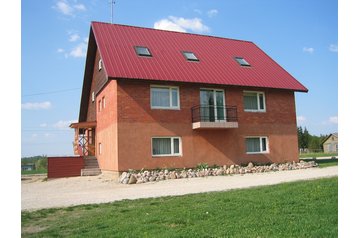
[21,0,338,157]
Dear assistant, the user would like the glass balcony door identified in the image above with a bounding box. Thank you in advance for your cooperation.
[200,89,226,122]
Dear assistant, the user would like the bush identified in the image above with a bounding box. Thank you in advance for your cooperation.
[196,163,209,170]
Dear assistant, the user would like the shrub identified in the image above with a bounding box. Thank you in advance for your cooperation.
[196,163,209,170]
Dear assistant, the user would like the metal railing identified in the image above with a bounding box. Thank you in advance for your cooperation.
[191,105,238,123]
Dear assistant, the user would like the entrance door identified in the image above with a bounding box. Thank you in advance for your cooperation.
[200,89,226,122]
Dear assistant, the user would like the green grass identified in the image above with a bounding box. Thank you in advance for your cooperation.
[302,158,338,168]
[21,168,47,175]
[22,177,338,238]
[299,152,338,158]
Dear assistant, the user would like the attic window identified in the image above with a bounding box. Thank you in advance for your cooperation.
[135,46,152,57]
[98,59,103,71]
[235,57,251,67]
[182,51,199,61]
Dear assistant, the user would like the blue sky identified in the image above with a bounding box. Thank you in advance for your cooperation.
[21,0,338,157]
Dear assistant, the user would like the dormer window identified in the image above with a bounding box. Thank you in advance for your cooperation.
[235,57,251,67]
[135,46,152,57]
[182,51,199,61]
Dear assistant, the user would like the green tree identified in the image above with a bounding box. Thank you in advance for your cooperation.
[297,126,304,149]
[302,127,309,149]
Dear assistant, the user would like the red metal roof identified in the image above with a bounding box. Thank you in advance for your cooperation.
[91,21,308,92]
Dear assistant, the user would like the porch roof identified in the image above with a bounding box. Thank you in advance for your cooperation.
[69,121,97,129]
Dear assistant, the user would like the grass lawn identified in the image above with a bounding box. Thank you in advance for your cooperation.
[302,158,338,168]
[299,152,338,158]
[21,177,338,238]
[21,169,47,175]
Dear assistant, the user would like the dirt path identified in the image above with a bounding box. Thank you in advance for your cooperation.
[21,166,338,211]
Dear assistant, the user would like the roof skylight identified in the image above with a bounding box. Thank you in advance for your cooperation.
[235,57,251,67]
[182,51,199,61]
[135,46,152,57]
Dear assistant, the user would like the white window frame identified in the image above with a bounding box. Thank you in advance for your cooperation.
[99,59,103,71]
[98,143,102,155]
[150,85,180,110]
[243,91,266,112]
[245,136,269,154]
[151,137,182,157]
[200,88,226,122]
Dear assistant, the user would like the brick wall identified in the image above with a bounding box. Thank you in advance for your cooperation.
[110,79,299,171]
[47,156,84,178]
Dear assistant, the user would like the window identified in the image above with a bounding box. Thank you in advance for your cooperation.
[135,46,152,57]
[152,137,182,156]
[98,99,102,112]
[91,92,95,102]
[99,143,102,155]
[102,96,106,109]
[246,137,269,154]
[235,57,251,66]
[243,91,266,112]
[99,59,103,71]
[182,51,199,61]
[151,86,180,109]
[200,89,226,122]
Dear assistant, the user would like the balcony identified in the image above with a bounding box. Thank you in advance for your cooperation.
[191,105,238,129]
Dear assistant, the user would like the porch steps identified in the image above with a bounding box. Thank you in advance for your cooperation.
[81,156,101,176]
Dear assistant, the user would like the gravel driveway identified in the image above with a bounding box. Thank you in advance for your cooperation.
[21,166,338,211]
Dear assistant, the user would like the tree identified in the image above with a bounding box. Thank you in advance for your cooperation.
[297,126,304,149]
[302,127,309,149]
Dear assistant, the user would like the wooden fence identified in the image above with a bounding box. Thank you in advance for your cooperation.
[47,156,84,178]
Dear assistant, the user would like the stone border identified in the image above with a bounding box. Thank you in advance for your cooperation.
[119,161,318,185]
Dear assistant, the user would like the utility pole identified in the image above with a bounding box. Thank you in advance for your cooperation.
[110,0,116,24]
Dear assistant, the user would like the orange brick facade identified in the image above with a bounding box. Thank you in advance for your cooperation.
[90,76,299,172]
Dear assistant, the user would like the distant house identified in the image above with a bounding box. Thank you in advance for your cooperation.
[322,133,338,153]
[21,164,36,171]
[69,22,308,176]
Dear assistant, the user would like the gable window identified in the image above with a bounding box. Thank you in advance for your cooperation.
[235,57,251,66]
[98,99,102,112]
[151,86,180,109]
[135,46,152,57]
[182,51,199,61]
[152,137,182,156]
[243,91,265,112]
[98,59,103,71]
[246,137,269,154]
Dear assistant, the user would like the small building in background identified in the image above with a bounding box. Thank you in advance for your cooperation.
[322,133,338,153]
[21,164,36,171]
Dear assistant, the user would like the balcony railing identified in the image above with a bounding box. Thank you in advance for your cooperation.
[191,105,238,129]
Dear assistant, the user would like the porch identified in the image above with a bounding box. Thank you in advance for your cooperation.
[69,121,97,156]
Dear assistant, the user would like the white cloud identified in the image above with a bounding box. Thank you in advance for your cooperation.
[303,47,314,54]
[57,48,65,53]
[297,116,307,124]
[329,116,338,124]
[73,4,86,11]
[207,9,219,18]
[329,44,338,52]
[69,33,80,42]
[69,42,87,58]
[53,120,76,130]
[154,16,210,33]
[53,0,86,16]
[194,9,202,15]
[22,101,52,110]
[54,0,73,16]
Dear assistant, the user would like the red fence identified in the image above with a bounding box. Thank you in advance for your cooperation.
[47,156,84,178]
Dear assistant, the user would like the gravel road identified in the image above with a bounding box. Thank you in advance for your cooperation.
[21,166,338,211]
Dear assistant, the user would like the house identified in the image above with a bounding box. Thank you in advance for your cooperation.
[70,21,308,176]
[21,164,36,171]
[322,133,338,153]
